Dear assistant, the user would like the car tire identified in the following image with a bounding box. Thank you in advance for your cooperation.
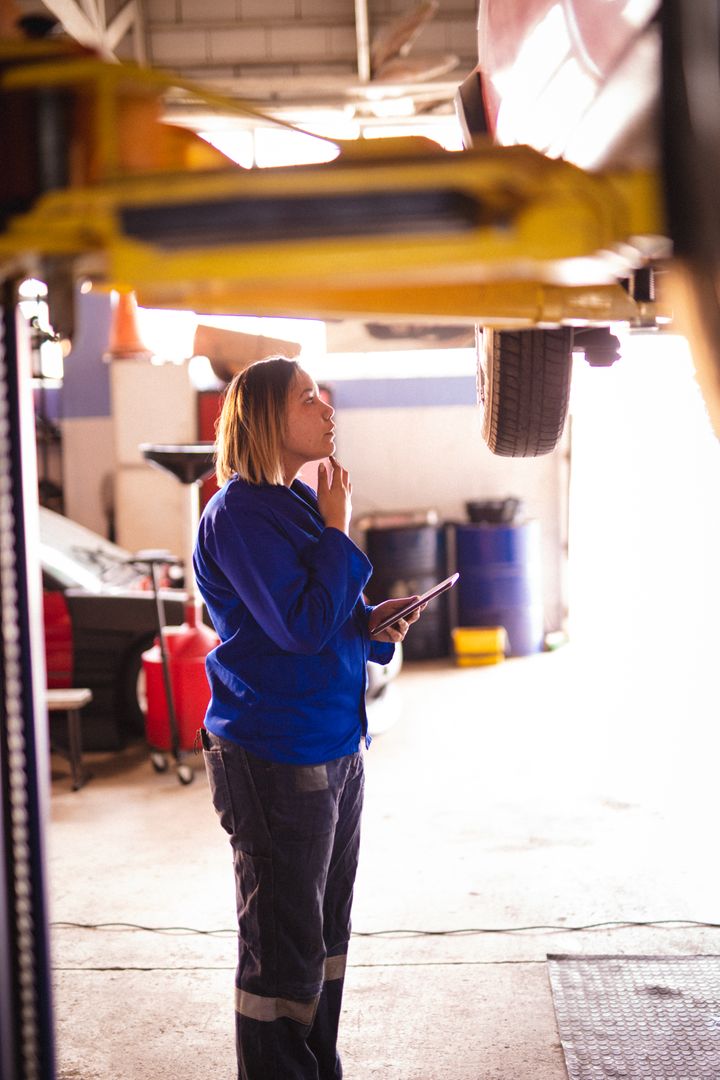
[366,683,398,737]
[478,327,574,456]
[120,636,154,738]
[365,643,403,737]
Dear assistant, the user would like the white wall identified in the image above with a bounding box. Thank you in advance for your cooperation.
[569,336,720,656]
[339,404,567,633]
[61,417,116,537]
[103,358,567,633]
[110,359,197,556]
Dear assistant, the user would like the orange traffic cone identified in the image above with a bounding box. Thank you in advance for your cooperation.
[105,290,153,360]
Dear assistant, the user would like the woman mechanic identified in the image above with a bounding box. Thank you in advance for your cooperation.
[193,356,424,1079]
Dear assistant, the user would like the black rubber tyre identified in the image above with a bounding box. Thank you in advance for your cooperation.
[478,327,574,456]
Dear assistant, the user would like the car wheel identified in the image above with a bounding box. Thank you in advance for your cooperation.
[366,683,399,737]
[366,643,403,701]
[120,636,154,738]
[478,327,574,456]
[366,644,403,737]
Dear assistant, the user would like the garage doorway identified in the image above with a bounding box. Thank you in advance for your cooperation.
[568,332,720,659]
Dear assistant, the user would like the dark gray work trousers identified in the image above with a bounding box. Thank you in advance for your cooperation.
[202,729,364,1080]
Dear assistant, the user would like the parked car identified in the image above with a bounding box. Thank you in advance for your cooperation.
[40,506,186,749]
[39,507,402,749]
[455,0,720,457]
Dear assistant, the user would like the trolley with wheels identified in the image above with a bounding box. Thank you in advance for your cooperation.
[131,443,219,785]
[130,551,217,785]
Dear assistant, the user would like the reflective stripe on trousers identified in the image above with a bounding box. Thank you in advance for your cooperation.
[202,730,364,1079]
[235,954,347,1024]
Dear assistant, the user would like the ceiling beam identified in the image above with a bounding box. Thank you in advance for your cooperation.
[39,0,145,62]
[354,0,371,83]
[41,0,98,48]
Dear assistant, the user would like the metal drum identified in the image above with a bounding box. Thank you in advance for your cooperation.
[364,522,448,659]
[454,522,544,656]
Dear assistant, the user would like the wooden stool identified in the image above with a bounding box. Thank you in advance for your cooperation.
[46,688,93,791]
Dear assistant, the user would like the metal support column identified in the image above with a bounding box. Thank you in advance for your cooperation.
[0,277,56,1080]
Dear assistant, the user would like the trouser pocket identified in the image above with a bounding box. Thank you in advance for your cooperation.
[202,730,235,836]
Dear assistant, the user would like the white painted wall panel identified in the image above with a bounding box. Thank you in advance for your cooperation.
[110,361,197,468]
[146,0,179,22]
[268,23,329,60]
[208,25,268,61]
[26,0,476,78]
[180,0,236,20]
[151,27,208,64]
[299,0,357,16]
[327,24,358,58]
[61,417,116,538]
[339,405,567,632]
[241,0,296,20]
[110,360,199,559]
[114,466,187,556]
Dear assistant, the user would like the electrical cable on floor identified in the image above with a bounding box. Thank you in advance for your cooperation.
[50,922,720,975]
[49,918,720,937]
[53,959,551,972]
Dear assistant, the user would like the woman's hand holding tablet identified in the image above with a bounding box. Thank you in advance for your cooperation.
[370,573,460,635]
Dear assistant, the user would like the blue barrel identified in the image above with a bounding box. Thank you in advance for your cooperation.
[454,522,544,656]
[364,524,448,659]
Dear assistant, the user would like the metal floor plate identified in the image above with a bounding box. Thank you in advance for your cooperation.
[547,955,720,1080]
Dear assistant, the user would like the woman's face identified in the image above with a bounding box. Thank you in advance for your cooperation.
[281,368,335,479]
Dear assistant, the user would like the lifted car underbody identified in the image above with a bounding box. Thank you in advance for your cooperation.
[2,3,720,1074]
[2,7,705,459]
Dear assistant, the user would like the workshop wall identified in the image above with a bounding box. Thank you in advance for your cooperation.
[59,290,115,537]
[334,386,567,635]
[110,359,197,556]
[105,366,567,636]
[57,298,567,637]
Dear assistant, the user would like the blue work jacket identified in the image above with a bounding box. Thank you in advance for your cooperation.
[193,475,395,764]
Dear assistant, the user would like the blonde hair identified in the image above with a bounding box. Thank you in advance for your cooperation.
[215,357,299,486]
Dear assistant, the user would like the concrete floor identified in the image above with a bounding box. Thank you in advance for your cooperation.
[47,643,720,1079]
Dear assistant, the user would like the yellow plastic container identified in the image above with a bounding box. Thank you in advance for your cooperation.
[451,626,508,667]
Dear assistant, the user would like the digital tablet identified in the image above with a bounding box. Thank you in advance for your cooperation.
[371,572,460,634]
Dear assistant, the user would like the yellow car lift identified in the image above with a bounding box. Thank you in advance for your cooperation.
[0,40,666,331]
[3,31,719,445]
